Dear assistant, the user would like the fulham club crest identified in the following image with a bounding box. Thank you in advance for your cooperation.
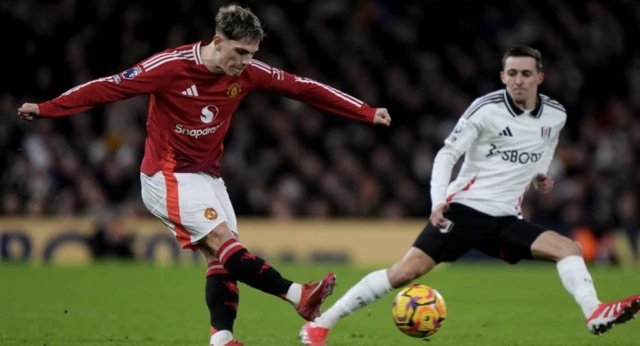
[541,126,551,140]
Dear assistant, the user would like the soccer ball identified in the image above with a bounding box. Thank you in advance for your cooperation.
[391,284,447,339]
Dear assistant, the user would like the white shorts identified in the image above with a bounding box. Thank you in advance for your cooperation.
[141,171,238,251]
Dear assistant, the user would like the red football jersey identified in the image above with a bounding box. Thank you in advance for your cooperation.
[38,41,376,176]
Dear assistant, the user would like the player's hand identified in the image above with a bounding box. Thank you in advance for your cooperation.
[373,108,391,126]
[534,173,554,194]
[17,103,40,122]
[429,203,450,229]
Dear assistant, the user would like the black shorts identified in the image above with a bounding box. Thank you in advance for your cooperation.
[413,203,548,264]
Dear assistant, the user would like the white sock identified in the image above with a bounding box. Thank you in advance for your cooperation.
[314,269,393,329]
[286,283,302,306]
[557,255,601,318]
[210,330,233,346]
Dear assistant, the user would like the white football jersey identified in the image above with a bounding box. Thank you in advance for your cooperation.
[431,89,566,217]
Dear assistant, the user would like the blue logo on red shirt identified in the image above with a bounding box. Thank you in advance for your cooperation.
[122,67,142,80]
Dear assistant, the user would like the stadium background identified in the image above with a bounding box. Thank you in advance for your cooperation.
[2,2,640,346]
[0,0,639,267]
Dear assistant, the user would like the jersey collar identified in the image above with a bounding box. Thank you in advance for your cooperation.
[193,41,204,65]
[503,89,543,119]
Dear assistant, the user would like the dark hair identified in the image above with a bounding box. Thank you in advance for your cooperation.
[215,4,265,44]
[502,45,543,72]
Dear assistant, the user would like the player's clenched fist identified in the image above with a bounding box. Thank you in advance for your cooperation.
[534,173,554,194]
[429,203,450,229]
[17,103,40,122]
[373,108,391,126]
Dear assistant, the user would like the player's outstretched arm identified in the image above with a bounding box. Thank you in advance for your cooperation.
[19,57,178,119]
[249,59,389,125]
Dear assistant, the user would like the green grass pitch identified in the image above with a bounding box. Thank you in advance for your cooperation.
[1,262,638,346]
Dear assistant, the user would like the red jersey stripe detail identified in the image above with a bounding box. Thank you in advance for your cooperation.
[445,175,477,203]
[162,148,192,248]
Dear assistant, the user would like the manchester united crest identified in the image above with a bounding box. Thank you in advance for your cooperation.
[204,207,218,220]
[227,83,242,98]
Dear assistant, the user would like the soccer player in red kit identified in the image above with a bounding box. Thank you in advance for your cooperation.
[17,5,392,346]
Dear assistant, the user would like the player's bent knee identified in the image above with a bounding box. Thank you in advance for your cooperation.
[387,247,436,288]
[532,230,583,262]
[388,266,420,288]
[563,239,583,257]
[553,233,583,259]
[199,222,236,255]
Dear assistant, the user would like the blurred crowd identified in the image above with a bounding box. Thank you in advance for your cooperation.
[1,0,639,259]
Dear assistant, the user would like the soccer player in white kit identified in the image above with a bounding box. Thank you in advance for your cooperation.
[299,45,640,345]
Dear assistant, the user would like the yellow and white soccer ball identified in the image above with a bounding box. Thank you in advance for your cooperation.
[391,284,447,339]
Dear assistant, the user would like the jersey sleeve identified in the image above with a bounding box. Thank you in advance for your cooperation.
[38,53,179,117]
[248,60,375,123]
[430,99,488,209]
[430,146,461,210]
[443,99,487,154]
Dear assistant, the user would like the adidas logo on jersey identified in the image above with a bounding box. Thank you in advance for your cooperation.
[499,126,513,137]
[181,85,199,96]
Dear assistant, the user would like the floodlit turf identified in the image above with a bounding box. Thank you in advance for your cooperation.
[1,262,639,346]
